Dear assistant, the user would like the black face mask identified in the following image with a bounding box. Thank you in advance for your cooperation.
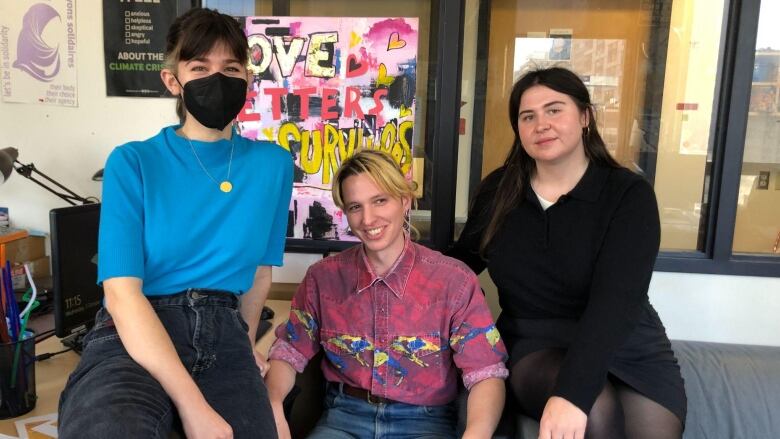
[177,73,247,130]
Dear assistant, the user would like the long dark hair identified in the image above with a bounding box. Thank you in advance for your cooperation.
[164,8,249,124]
[479,67,621,253]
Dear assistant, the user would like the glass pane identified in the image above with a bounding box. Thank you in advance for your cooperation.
[459,0,726,252]
[455,0,482,239]
[732,2,780,256]
[204,0,433,242]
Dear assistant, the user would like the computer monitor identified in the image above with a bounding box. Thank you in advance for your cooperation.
[49,202,274,345]
[50,203,103,341]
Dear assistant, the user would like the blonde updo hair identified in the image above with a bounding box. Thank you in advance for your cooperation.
[332,149,416,210]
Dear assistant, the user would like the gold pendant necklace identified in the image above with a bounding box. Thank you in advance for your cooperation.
[185,134,235,193]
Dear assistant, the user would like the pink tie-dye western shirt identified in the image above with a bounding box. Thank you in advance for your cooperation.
[269,239,508,406]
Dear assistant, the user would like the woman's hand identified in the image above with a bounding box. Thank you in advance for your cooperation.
[180,401,233,439]
[253,349,270,377]
[538,396,587,439]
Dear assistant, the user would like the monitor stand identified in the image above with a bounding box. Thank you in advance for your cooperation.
[61,329,88,354]
[256,319,273,342]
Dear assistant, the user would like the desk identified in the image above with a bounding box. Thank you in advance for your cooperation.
[0,299,292,436]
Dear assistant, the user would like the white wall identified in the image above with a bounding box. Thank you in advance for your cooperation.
[1,1,778,346]
[480,271,780,347]
[649,272,780,346]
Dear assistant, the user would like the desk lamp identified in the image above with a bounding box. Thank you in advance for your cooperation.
[0,147,95,205]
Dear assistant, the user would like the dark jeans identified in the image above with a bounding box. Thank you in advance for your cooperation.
[58,289,277,439]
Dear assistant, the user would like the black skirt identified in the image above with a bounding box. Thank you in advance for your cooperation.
[497,301,687,424]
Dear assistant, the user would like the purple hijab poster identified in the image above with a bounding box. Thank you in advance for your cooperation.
[1,0,77,106]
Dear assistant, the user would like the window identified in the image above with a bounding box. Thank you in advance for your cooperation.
[458,0,725,252]
[459,0,779,275]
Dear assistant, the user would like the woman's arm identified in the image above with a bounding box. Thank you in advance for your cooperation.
[240,266,273,375]
[103,277,233,439]
[551,178,661,413]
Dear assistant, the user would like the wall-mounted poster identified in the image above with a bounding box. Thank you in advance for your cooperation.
[239,17,418,243]
[0,0,78,106]
[102,0,177,97]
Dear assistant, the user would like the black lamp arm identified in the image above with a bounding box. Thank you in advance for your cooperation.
[14,160,93,205]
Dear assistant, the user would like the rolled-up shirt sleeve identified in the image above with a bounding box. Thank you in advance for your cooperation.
[462,362,509,390]
[268,339,309,373]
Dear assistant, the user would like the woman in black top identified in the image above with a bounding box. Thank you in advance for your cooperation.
[449,67,685,439]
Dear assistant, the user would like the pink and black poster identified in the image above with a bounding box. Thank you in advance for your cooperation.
[238,16,418,242]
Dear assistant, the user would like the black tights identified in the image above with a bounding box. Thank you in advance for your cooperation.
[510,349,682,439]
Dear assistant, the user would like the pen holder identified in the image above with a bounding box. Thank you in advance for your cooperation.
[0,332,36,419]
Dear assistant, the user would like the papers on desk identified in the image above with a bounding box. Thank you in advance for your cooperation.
[13,413,57,438]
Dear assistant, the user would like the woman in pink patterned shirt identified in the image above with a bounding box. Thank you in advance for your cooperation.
[265,150,509,439]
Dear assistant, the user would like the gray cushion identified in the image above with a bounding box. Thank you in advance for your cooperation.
[673,340,780,439]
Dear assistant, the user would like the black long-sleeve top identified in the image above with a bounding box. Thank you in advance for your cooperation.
[448,161,661,414]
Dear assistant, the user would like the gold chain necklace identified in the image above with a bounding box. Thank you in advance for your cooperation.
[185,135,234,193]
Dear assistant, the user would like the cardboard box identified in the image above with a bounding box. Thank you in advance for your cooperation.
[3,235,46,263]
[1,236,48,291]
[10,256,51,290]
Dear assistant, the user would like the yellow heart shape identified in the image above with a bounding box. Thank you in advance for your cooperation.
[262,127,274,141]
[387,32,407,51]
[350,31,362,49]
[400,105,412,118]
[376,63,395,87]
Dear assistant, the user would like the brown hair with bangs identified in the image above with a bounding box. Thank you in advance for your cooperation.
[164,8,249,124]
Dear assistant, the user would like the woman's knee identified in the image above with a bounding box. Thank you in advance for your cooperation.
[585,382,625,439]
[59,356,172,438]
[59,402,174,439]
[615,383,682,439]
[509,349,565,417]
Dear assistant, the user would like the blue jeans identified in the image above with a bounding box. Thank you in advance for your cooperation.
[58,289,277,439]
[308,383,457,439]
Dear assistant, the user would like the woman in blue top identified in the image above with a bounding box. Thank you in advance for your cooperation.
[58,8,292,439]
